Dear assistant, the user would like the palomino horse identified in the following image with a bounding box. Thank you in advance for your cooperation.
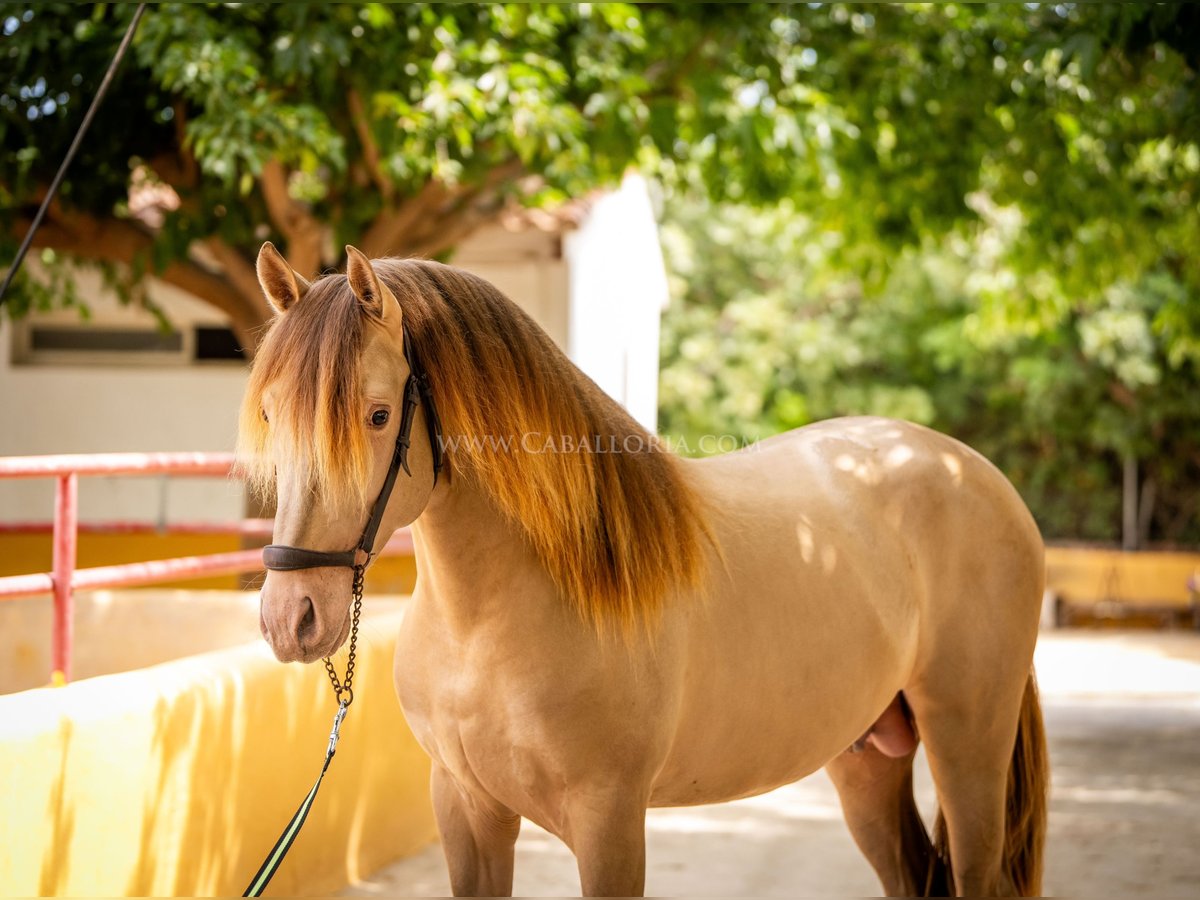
[240,243,1048,897]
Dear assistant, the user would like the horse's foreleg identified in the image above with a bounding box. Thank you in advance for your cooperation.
[567,795,647,897]
[431,764,521,897]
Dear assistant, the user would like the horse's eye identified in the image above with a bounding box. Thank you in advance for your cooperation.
[371,409,390,428]
[261,409,269,423]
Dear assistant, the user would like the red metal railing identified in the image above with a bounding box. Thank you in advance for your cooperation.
[0,452,413,685]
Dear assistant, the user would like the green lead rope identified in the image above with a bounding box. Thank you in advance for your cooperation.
[244,702,349,897]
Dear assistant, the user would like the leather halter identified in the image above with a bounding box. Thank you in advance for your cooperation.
[261,324,443,572]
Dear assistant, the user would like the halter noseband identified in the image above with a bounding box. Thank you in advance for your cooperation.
[261,324,443,573]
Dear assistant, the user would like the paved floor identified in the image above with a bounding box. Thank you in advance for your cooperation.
[344,631,1200,896]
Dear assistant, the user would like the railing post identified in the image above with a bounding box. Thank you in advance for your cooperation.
[51,473,78,685]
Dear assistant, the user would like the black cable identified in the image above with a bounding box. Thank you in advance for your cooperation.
[0,2,149,305]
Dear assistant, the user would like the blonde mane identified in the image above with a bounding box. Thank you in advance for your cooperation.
[239,258,709,632]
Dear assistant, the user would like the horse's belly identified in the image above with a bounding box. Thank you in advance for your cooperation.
[649,580,918,806]
[653,685,920,808]
[649,745,837,808]
[648,689,890,807]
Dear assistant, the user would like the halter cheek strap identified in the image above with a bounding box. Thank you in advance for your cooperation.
[261,324,443,573]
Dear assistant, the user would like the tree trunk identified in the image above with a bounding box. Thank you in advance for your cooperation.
[1122,455,1139,551]
[1137,476,1157,548]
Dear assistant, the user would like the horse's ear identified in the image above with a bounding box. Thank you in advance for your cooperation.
[256,242,310,315]
[345,245,399,324]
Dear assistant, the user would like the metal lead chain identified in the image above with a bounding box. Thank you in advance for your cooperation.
[323,564,364,707]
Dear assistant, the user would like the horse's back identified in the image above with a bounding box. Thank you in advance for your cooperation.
[697,416,1042,599]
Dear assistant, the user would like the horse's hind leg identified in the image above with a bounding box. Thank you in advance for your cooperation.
[825,744,945,896]
[905,665,1034,896]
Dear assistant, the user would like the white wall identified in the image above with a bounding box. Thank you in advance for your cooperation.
[0,270,248,525]
[564,173,668,430]
[452,225,570,348]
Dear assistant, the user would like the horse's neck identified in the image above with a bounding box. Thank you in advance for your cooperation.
[408,474,556,635]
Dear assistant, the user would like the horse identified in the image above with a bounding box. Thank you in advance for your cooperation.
[238,242,1048,897]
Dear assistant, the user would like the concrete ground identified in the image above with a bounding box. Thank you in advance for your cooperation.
[344,631,1200,897]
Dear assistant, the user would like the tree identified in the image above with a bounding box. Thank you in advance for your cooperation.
[659,192,1200,546]
[0,2,838,345]
[650,2,1200,546]
[5,3,1197,354]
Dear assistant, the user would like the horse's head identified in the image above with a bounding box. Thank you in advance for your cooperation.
[239,243,439,663]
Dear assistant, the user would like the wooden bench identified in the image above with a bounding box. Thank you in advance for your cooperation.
[1043,546,1200,629]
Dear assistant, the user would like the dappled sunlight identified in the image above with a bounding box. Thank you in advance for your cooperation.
[820,427,926,486]
[833,453,856,473]
[883,443,914,468]
[1,599,431,896]
[796,521,814,563]
[3,3,1198,898]
[821,544,838,575]
[940,451,964,486]
[349,633,1200,897]
[794,518,838,574]
[831,451,881,485]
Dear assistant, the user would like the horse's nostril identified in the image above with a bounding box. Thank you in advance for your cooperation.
[295,596,317,644]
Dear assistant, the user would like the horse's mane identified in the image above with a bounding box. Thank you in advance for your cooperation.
[238,258,709,632]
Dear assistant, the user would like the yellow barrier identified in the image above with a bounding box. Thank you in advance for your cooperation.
[1045,546,1200,608]
[0,608,436,896]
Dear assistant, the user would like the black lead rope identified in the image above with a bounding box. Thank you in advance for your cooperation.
[243,570,363,897]
[243,701,349,897]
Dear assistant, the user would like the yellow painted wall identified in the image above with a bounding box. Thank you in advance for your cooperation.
[0,589,263,694]
[0,608,436,897]
[1045,545,1200,607]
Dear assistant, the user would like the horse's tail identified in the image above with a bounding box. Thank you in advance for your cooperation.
[926,670,1049,896]
[1003,670,1049,895]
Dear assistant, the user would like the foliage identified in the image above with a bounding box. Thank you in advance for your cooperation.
[654,3,1200,547]
[0,2,885,336]
[658,192,1199,546]
[3,4,1198,340]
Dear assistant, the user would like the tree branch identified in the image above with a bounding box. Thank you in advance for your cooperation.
[347,88,394,202]
[360,179,454,258]
[20,209,269,350]
[260,159,324,277]
[361,158,524,258]
[201,237,272,325]
[408,203,498,259]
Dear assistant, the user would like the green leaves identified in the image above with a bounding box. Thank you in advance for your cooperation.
[658,193,1200,545]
